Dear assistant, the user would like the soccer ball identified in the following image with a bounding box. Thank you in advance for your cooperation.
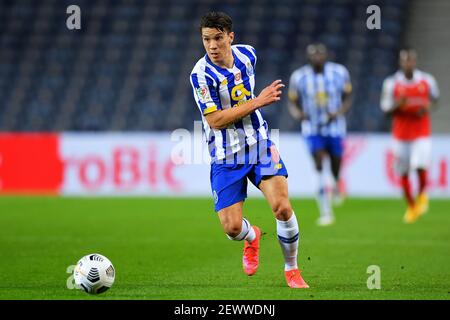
[73,253,115,294]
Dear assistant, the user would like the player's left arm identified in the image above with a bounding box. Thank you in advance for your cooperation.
[417,74,440,117]
[338,85,353,115]
[328,66,352,121]
[426,74,440,111]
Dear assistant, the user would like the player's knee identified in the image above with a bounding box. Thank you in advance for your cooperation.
[223,220,242,238]
[272,199,292,221]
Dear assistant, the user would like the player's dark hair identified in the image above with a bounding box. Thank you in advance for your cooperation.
[399,46,417,58]
[199,12,233,34]
[306,43,327,55]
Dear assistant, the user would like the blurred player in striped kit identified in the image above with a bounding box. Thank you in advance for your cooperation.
[190,12,309,288]
[381,48,439,223]
[288,43,352,226]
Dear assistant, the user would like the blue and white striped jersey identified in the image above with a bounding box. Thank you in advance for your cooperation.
[190,44,269,162]
[288,62,352,137]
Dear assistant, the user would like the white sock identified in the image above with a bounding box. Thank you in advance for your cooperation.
[317,170,332,218]
[226,218,256,242]
[277,212,299,271]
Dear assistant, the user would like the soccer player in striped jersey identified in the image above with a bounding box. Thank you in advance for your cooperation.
[380,48,439,223]
[288,43,352,226]
[190,12,309,288]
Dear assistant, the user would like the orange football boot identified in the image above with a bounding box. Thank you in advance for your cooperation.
[416,192,429,216]
[242,226,261,276]
[403,205,419,224]
[285,269,309,288]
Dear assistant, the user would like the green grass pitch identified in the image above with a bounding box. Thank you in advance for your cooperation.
[0,196,449,300]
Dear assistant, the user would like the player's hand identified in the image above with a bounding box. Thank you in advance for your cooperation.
[326,111,338,123]
[299,112,309,121]
[396,96,408,109]
[254,80,284,108]
[416,106,429,117]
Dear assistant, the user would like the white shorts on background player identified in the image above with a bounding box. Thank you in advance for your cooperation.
[392,137,431,175]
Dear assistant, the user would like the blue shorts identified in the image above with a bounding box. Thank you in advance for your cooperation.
[305,135,344,157]
[210,140,288,212]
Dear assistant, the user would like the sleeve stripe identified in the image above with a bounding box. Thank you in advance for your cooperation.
[288,91,298,101]
[203,105,218,115]
[344,83,352,93]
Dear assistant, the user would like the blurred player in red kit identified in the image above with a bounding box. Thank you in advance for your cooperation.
[381,48,439,223]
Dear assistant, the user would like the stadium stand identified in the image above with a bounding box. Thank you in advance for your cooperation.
[404,0,450,133]
[0,0,408,132]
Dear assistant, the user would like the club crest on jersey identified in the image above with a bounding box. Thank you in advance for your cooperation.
[196,85,212,104]
[234,72,241,82]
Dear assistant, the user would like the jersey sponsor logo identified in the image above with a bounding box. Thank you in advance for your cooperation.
[397,87,406,95]
[405,97,430,106]
[196,85,212,104]
[231,83,251,103]
[315,91,328,107]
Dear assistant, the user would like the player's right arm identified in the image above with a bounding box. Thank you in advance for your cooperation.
[380,76,404,115]
[201,80,284,130]
[206,80,284,129]
[412,74,439,117]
